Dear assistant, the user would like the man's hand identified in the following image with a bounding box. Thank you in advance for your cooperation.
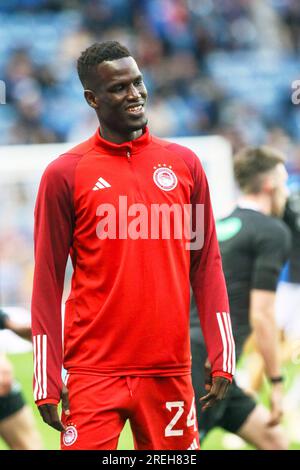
[268,383,284,427]
[38,385,70,432]
[199,359,231,410]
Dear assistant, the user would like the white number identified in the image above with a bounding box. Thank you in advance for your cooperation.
[165,401,184,437]
[187,397,197,431]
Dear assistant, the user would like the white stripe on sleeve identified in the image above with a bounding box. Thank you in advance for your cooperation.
[216,312,228,372]
[33,336,39,400]
[42,335,47,399]
[226,313,236,375]
[222,312,232,374]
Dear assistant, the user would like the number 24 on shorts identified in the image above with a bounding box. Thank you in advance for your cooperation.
[165,398,197,437]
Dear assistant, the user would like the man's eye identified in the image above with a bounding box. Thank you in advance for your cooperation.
[112,85,124,92]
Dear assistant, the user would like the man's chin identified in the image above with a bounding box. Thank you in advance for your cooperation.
[126,116,148,132]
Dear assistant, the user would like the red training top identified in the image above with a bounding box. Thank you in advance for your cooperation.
[31,127,235,405]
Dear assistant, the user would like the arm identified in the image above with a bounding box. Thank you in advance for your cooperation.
[250,290,281,379]
[0,353,13,397]
[250,289,283,426]
[0,309,32,341]
[249,221,291,426]
[31,154,78,431]
[188,155,235,407]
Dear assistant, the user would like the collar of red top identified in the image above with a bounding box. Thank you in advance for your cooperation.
[93,126,151,156]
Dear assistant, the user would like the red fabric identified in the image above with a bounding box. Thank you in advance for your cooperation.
[36,398,59,406]
[31,127,234,405]
[211,371,233,383]
[60,374,200,450]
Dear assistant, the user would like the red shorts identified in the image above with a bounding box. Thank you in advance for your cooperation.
[60,374,200,450]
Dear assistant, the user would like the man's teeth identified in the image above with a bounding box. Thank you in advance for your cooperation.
[128,105,142,112]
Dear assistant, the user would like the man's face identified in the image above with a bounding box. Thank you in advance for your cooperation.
[269,163,289,217]
[87,56,148,138]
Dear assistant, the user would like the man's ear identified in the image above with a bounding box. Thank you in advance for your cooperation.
[262,173,275,194]
[84,89,99,109]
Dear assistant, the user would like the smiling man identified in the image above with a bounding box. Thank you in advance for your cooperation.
[31,41,234,450]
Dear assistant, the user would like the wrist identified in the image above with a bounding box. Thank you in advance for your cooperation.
[212,371,233,383]
[269,375,284,384]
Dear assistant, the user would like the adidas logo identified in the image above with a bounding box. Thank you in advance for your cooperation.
[93,177,111,191]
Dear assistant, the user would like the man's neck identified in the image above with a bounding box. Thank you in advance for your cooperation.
[238,194,271,216]
[98,126,143,144]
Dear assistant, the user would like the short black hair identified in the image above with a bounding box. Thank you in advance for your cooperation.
[77,41,131,89]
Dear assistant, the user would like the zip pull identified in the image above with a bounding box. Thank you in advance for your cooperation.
[126,151,131,162]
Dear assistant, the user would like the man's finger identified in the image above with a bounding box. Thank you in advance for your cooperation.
[201,395,217,410]
[49,406,66,432]
[61,385,70,416]
[199,390,217,410]
[39,404,66,432]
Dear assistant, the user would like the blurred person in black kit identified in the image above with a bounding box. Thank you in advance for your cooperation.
[0,309,42,449]
[191,146,291,450]
[276,174,300,340]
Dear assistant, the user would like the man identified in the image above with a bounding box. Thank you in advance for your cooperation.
[0,309,42,449]
[276,173,300,340]
[31,41,234,450]
[191,146,291,450]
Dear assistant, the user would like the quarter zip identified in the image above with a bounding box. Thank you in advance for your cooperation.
[126,151,131,162]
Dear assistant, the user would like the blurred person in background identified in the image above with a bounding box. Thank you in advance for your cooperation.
[276,172,300,342]
[31,40,234,450]
[1,0,300,151]
[190,146,291,450]
[247,167,300,379]
[0,309,42,450]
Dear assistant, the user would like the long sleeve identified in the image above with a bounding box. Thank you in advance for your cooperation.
[189,156,235,378]
[31,154,78,404]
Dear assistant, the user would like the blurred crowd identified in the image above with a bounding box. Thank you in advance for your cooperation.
[0,0,300,308]
[0,0,299,169]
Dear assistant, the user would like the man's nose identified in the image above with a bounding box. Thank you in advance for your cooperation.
[127,84,141,99]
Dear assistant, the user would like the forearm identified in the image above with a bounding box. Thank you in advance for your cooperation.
[5,318,32,341]
[251,311,281,378]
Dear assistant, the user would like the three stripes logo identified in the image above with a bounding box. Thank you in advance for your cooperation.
[216,312,236,375]
[93,177,111,191]
[33,334,47,400]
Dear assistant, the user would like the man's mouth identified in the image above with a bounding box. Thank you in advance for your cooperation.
[126,104,144,115]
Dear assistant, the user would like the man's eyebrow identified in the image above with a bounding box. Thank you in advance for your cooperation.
[109,74,143,85]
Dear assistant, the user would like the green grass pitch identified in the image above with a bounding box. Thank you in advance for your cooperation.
[0,352,299,450]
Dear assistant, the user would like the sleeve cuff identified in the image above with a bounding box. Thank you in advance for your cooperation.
[36,398,59,406]
[212,371,233,383]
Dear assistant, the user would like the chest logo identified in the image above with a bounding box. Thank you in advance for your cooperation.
[153,165,178,192]
[93,177,111,191]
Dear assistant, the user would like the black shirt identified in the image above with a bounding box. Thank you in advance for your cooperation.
[282,191,300,283]
[191,207,291,360]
